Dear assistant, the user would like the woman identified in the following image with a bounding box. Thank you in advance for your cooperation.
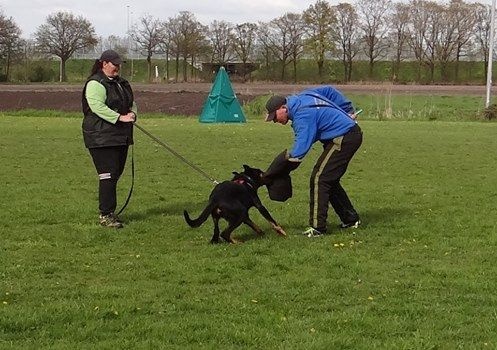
[82,49,137,228]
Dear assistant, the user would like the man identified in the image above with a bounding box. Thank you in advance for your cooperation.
[264,86,362,237]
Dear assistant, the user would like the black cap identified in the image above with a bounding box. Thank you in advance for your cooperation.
[99,49,124,65]
[265,95,286,122]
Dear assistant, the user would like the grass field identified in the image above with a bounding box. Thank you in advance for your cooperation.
[1,113,497,349]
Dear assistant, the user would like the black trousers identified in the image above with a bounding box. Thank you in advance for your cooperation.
[88,145,129,215]
[309,124,363,232]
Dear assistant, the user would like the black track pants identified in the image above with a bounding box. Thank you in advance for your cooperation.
[309,124,362,232]
[88,146,128,215]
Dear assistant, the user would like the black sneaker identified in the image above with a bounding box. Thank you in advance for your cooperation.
[302,227,324,238]
[339,220,361,229]
[99,213,124,228]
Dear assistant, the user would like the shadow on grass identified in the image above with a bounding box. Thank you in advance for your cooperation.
[359,206,412,228]
[280,206,411,233]
[123,201,206,221]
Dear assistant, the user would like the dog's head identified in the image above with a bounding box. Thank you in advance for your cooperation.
[232,164,266,189]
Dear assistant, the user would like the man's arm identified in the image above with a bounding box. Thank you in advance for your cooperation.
[311,85,355,114]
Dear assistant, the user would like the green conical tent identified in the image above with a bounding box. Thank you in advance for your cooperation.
[199,67,246,123]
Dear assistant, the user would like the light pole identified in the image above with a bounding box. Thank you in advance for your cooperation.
[486,0,496,108]
[126,5,134,81]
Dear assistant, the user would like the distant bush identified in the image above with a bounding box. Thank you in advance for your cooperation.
[28,64,56,82]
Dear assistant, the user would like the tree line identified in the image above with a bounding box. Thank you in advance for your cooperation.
[0,0,494,83]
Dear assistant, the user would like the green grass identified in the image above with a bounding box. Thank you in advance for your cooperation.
[1,114,497,349]
[244,93,489,122]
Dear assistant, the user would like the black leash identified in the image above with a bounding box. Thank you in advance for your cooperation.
[133,122,219,185]
[116,145,134,216]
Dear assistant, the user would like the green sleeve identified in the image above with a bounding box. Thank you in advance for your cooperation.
[85,80,120,124]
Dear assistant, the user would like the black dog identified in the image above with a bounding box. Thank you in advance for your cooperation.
[183,165,286,243]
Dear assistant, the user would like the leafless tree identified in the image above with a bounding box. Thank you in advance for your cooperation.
[261,13,305,81]
[130,15,166,82]
[165,11,207,82]
[356,0,392,78]
[232,22,258,81]
[99,35,128,59]
[388,2,410,81]
[208,20,235,65]
[302,0,336,80]
[435,3,458,82]
[333,3,360,82]
[474,3,492,78]
[406,0,441,82]
[255,24,276,80]
[0,11,23,81]
[449,0,478,81]
[34,11,97,82]
[285,13,306,83]
[159,30,172,82]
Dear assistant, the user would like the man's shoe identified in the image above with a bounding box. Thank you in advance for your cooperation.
[302,227,324,238]
[339,220,361,229]
[99,213,124,228]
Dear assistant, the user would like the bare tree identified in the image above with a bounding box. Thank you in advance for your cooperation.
[357,0,392,79]
[255,24,276,80]
[388,2,410,81]
[102,35,128,55]
[333,3,360,82]
[165,11,207,82]
[474,3,492,79]
[34,11,97,82]
[436,2,458,82]
[285,13,306,83]
[165,16,182,82]
[159,29,172,82]
[450,0,478,81]
[260,13,304,81]
[130,15,166,82]
[0,11,23,81]
[406,0,441,82]
[302,0,336,80]
[232,22,258,82]
[208,20,235,64]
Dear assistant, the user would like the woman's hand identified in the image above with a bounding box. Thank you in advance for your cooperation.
[119,112,136,123]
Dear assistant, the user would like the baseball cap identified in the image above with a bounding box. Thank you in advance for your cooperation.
[265,95,286,122]
[99,49,124,65]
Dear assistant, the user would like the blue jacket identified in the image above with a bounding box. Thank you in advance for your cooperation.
[287,86,356,160]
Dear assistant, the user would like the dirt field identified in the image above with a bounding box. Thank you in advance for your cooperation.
[0,83,494,115]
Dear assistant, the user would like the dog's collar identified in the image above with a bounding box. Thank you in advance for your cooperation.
[233,175,255,189]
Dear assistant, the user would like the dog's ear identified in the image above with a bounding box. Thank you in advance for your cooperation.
[232,171,240,176]
[243,164,250,171]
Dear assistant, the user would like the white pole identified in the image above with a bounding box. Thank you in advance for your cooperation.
[486,0,496,108]
[59,57,62,82]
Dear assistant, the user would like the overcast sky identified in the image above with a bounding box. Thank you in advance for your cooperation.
[2,0,493,39]
[1,0,343,39]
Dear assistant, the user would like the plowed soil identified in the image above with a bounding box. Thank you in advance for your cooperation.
[0,82,492,116]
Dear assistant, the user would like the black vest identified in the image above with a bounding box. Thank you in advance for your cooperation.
[82,72,134,148]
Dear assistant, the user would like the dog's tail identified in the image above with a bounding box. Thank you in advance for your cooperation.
[183,201,215,228]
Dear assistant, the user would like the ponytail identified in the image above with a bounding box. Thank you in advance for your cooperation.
[88,59,102,78]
